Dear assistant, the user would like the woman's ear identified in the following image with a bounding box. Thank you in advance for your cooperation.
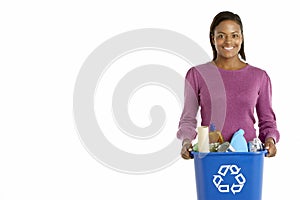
[211,34,215,45]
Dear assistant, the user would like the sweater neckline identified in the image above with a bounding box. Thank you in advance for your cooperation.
[208,61,250,72]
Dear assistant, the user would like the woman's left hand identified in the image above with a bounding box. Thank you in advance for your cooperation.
[264,137,277,157]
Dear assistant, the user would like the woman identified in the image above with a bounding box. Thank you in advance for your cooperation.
[177,11,279,159]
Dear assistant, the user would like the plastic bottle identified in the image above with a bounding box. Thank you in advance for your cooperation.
[209,123,224,144]
[230,129,248,152]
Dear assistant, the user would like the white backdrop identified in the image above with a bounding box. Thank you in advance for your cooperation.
[1,0,298,199]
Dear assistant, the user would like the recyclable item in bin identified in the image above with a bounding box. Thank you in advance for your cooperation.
[192,143,198,152]
[209,123,224,143]
[230,129,248,152]
[197,126,210,152]
[217,141,236,152]
[209,142,220,152]
[196,142,221,152]
[248,138,264,152]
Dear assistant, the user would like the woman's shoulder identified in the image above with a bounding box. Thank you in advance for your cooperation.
[193,62,212,69]
[189,62,219,73]
[246,64,272,84]
[247,64,268,75]
[248,64,266,73]
[185,62,211,75]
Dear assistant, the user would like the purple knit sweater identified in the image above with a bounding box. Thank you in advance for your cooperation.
[177,62,280,143]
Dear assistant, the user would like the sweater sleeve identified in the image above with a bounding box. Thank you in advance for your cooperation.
[176,67,200,141]
[256,71,280,143]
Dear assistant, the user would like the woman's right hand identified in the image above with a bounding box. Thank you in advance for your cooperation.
[181,139,193,159]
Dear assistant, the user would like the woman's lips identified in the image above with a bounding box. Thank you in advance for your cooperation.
[224,46,234,50]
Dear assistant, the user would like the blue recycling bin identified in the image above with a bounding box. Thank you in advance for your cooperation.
[192,151,266,200]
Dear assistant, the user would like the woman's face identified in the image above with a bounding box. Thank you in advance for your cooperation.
[212,20,243,60]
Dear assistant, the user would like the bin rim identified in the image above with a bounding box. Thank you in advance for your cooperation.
[191,150,267,157]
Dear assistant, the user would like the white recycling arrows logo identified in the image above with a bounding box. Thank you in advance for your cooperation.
[212,164,246,194]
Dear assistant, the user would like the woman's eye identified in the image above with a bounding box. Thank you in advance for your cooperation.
[232,34,239,38]
[217,34,224,39]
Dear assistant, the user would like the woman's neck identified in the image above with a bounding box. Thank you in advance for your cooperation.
[213,58,246,70]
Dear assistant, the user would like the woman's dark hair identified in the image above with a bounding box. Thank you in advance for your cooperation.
[210,11,246,61]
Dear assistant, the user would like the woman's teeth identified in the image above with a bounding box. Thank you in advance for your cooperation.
[224,47,233,50]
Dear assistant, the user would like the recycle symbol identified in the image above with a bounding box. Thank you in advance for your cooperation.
[212,164,246,194]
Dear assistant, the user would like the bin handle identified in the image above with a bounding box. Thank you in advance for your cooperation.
[263,149,269,157]
[188,148,194,159]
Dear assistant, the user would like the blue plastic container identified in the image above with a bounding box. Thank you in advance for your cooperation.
[192,151,266,200]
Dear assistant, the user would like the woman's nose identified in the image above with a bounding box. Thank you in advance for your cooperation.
[224,35,232,42]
